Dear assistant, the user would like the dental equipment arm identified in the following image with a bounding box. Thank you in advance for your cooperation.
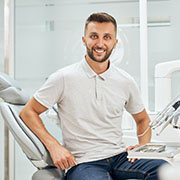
[150,94,180,135]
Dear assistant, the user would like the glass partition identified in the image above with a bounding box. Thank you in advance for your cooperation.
[15,1,141,88]
[148,0,180,110]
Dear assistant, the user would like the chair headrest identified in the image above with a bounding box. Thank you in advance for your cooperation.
[0,72,29,105]
[0,72,20,91]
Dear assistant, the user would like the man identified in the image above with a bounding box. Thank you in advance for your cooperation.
[20,12,166,180]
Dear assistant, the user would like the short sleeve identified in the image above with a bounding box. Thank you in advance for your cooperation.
[125,78,145,114]
[33,70,64,109]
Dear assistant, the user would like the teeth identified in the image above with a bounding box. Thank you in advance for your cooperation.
[94,49,104,53]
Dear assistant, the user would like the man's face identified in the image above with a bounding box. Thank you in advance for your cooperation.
[82,22,118,63]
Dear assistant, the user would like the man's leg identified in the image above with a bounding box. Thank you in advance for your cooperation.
[111,152,167,180]
[66,160,113,180]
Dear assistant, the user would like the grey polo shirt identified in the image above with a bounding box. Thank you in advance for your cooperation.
[34,59,144,164]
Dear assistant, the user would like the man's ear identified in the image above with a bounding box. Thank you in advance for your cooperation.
[114,39,118,49]
[82,36,86,45]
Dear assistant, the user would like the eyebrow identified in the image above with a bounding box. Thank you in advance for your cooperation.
[89,32,98,35]
[89,32,113,36]
[104,33,113,36]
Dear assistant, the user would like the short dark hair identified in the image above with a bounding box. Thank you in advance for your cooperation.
[84,12,117,35]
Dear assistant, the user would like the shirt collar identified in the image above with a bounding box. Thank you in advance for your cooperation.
[81,57,112,80]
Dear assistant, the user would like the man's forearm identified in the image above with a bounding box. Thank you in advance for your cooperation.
[137,119,152,145]
[19,98,77,170]
[132,110,152,145]
[19,108,60,151]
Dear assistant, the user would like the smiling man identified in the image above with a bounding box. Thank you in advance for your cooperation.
[20,12,167,180]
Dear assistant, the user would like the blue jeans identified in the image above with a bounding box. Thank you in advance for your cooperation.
[66,152,167,180]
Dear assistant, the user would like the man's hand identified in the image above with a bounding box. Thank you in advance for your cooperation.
[20,98,77,170]
[126,144,140,163]
[48,142,77,170]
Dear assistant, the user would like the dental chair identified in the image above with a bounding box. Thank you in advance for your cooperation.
[0,72,64,180]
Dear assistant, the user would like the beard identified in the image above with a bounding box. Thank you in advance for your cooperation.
[86,45,114,63]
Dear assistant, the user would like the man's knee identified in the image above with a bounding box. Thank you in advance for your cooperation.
[66,163,112,180]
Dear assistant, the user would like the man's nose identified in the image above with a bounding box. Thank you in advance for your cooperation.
[96,38,104,47]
